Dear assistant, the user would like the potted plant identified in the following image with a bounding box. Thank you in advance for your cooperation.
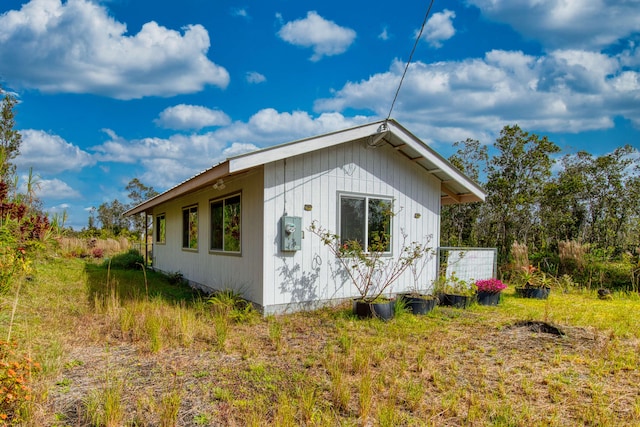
[435,273,476,309]
[309,221,430,321]
[514,265,553,299]
[397,237,438,315]
[475,278,507,306]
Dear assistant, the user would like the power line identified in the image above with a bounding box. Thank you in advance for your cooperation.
[386,0,436,122]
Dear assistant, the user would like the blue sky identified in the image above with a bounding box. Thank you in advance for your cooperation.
[1,0,639,230]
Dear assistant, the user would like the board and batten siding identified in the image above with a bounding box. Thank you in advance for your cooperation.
[151,168,265,306]
[262,139,441,313]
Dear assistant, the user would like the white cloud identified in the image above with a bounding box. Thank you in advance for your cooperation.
[15,129,95,174]
[91,130,228,165]
[231,8,249,18]
[32,178,81,199]
[155,104,231,131]
[246,71,267,84]
[138,158,203,189]
[91,109,372,190]
[422,9,456,48]
[222,142,260,157]
[536,50,617,93]
[378,27,390,41]
[314,47,640,135]
[277,11,356,61]
[225,108,371,144]
[468,0,640,50]
[0,0,229,99]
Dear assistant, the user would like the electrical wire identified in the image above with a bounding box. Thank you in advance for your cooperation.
[386,0,436,122]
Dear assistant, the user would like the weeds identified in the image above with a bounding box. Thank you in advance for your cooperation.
[159,389,181,427]
[207,288,257,324]
[358,371,373,420]
[267,317,283,352]
[213,314,229,351]
[4,255,640,426]
[297,386,317,424]
[84,369,124,427]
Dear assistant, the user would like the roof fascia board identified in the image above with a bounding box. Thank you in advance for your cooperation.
[386,121,486,202]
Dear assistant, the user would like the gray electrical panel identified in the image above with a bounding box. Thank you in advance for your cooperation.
[280,216,302,252]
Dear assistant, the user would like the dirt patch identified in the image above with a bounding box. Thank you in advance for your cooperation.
[510,320,566,336]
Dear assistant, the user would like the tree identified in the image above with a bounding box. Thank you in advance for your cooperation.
[478,125,560,263]
[0,91,22,183]
[97,199,129,236]
[544,146,639,254]
[441,138,488,246]
[87,207,97,231]
[584,145,636,252]
[539,153,588,245]
[125,178,158,238]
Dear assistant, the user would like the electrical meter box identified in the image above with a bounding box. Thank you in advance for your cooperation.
[280,216,302,252]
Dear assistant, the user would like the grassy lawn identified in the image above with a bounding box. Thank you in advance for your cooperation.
[1,254,639,426]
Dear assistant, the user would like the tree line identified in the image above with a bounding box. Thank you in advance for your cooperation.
[441,125,640,285]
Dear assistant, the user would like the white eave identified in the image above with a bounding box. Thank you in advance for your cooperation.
[124,119,485,216]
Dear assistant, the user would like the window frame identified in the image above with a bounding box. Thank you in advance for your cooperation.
[155,213,166,244]
[338,193,393,254]
[209,192,242,255]
[182,204,199,251]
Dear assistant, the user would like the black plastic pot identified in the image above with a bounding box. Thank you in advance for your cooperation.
[515,287,551,300]
[440,293,474,309]
[477,291,501,306]
[398,294,438,315]
[353,299,395,321]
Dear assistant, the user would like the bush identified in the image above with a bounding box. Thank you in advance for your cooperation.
[0,340,40,424]
[563,257,634,290]
[91,247,104,258]
[166,271,185,286]
[207,289,257,323]
[103,249,143,270]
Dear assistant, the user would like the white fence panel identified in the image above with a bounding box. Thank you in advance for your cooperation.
[438,247,497,283]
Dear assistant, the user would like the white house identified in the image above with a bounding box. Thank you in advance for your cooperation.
[124,120,485,314]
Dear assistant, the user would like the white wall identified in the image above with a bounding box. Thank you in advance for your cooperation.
[151,169,264,305]
[262,139,441,312]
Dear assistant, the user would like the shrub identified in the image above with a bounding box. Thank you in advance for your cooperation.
[308,220,432,303]
[0,242,28,295]
[0,340,40,424]
[166,271,185,286]
[91,247,104,259]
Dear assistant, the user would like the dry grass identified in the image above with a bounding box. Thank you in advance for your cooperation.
[559,240,588,273]
[55,236,132,258]
[2,255,640,426]
[511,241,530,270]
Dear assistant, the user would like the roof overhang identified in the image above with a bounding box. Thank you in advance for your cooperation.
[124,119,485,216]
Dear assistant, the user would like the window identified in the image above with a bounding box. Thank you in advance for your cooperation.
[155,213,166,244]
[340,195,392,252]
[182,205,198,250]
[210,193,241,253]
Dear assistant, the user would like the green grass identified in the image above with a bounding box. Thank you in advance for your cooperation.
[1,254,640,426]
